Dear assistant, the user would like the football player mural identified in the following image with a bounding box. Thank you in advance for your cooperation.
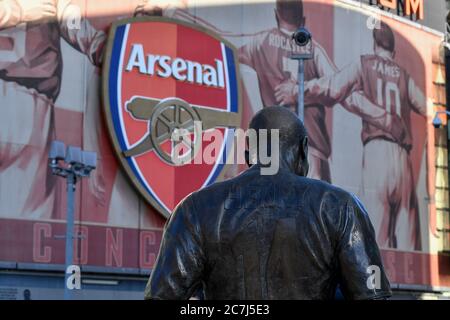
[304,21,426,251]
[0,0,185,223]
[237,0,407,183]
[0,0,443,289]
[0,0,105,221]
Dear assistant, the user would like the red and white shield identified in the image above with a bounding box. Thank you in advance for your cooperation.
[103,17,242,218]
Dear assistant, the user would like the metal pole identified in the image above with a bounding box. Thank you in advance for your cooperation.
[297,58,305,121]
[64,173,75,300]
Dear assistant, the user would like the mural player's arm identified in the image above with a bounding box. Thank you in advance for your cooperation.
[144,195,206,300]
[238,34,266,113]
[273,42,337,107]
[408,77,427,117]
[238,35,259,70]
[275,45,401,135]
[337,194,392,300]
[304,60,362,106]
[312,43,390,128]
[135,0,188,18]
[0,0,56,30]
[343,91,406,139]
[57,0,105,66]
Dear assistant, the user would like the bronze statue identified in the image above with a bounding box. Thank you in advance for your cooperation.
[144,106,391,300]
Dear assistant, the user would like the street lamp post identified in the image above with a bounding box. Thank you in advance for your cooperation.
[48,141,97,300]
[291,27,313,121]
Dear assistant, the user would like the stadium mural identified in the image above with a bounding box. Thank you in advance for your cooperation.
[0,0,447,290]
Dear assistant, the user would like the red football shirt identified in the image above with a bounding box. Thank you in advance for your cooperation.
[239,27,336,159]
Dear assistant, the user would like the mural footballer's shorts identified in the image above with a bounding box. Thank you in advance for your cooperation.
[0,80,55,220]
[360,139,421,251]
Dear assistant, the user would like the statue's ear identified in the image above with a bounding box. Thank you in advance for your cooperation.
[300,136,308,160]
[245,150,252,167]
[296,136,309,176]
[245,134,253,167]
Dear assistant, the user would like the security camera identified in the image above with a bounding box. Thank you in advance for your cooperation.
[292,27,312,47]
[49,140,66,162]
[433,115,443,129]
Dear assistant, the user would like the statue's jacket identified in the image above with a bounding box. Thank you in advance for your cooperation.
[145,165,392,300]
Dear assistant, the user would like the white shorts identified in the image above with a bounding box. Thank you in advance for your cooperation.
[360,139,421,251]
[0,80,55,220]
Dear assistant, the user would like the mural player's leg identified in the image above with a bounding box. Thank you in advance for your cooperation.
[307,147,330,182]
[84,72,107,206]
[307,152,320,180]
[360,140,393,249]
[0,80,55,219]
[319,158,331,183]
[394,151,422,251]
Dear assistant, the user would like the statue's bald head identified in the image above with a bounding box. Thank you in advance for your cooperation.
[248,106,309,176]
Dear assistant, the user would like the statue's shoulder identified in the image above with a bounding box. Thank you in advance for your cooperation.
[296,176,355,205]
[189,175,240,206]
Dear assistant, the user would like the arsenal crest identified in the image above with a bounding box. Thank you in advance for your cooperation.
[102,17,242,218]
